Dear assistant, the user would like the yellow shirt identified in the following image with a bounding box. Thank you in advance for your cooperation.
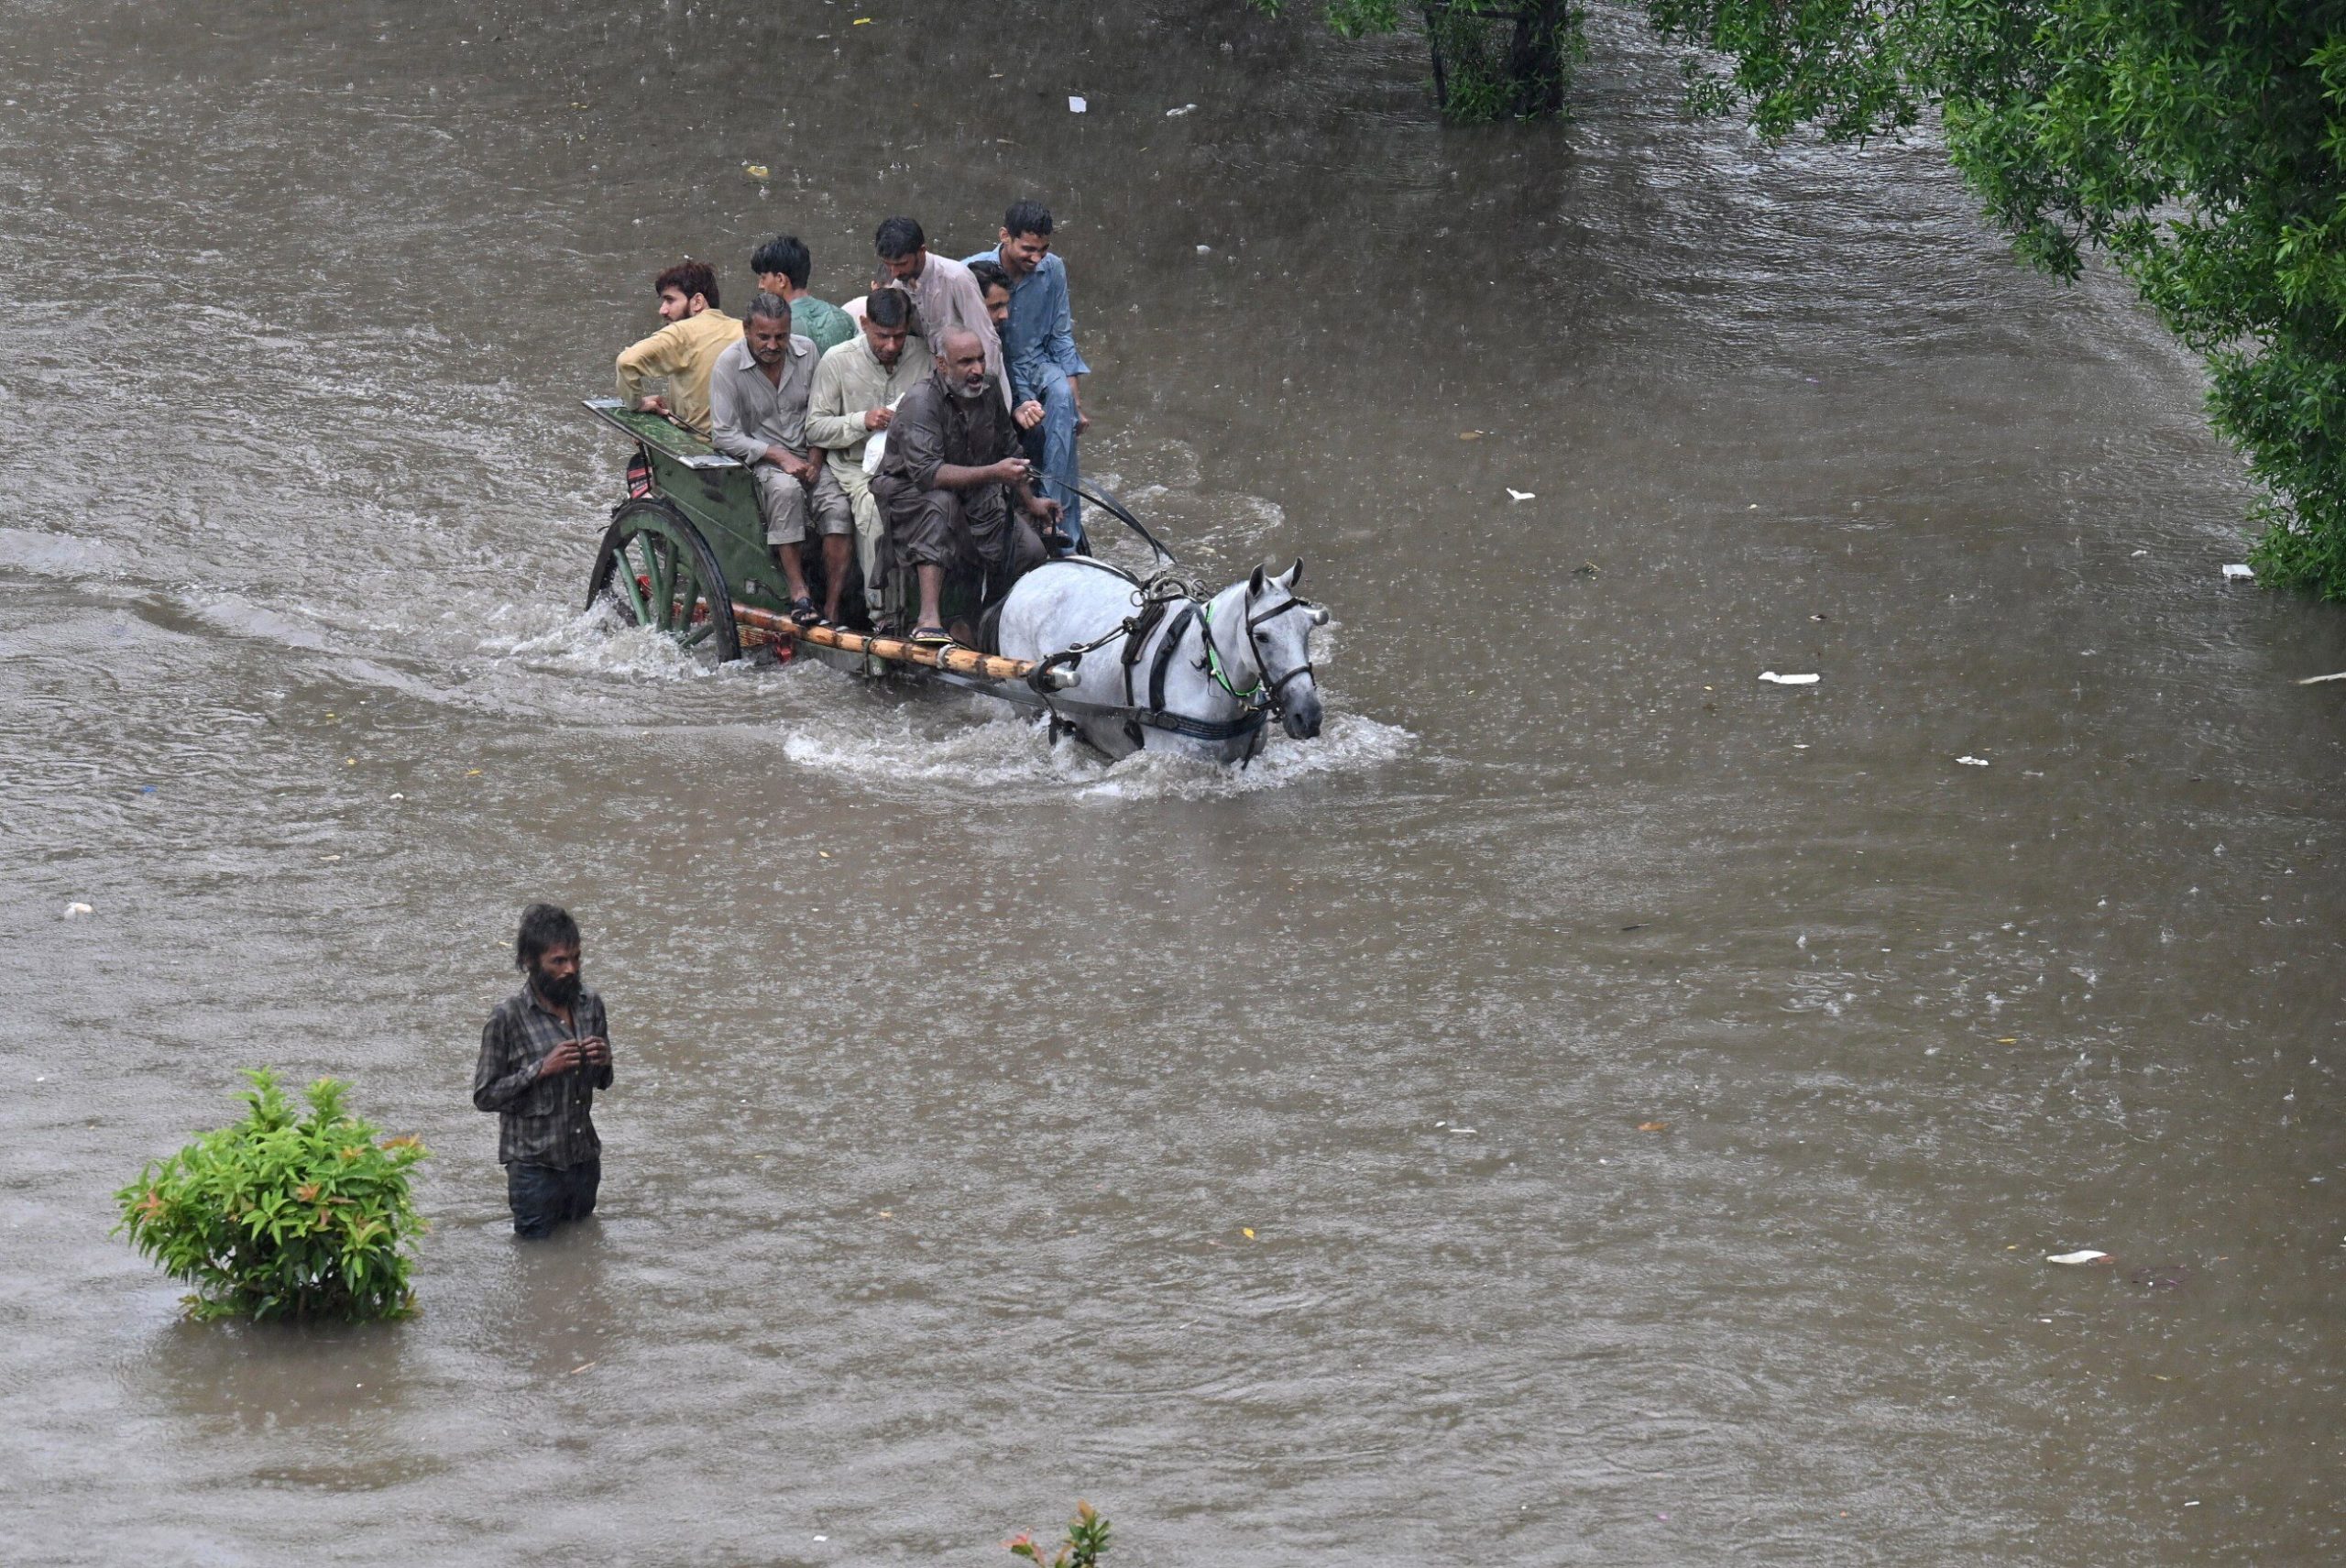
[614,309,741,436]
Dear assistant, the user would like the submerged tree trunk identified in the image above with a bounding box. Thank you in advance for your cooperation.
[1505,0,1569,117]
[1420,0,1576,121]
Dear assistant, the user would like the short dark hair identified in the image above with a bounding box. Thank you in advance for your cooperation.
[515,903,581,970]
[865,288,913,329]
[968,258,1010,297]
[873,216,926,260]
[654,259,718,310]
[1003,200,1053,240]
[750,235,811,289]
[746,291,794,324]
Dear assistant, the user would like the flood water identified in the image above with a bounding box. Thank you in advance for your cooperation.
[5,1,2343,1563]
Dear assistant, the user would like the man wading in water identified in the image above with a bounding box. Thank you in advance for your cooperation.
[472,904,613,1239]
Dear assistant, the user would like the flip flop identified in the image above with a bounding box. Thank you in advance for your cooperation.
[789,597,822,627]
[907,625,954,647]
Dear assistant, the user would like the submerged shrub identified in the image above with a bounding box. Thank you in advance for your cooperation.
[1007,1501,1112,1568]
[115,1069,428,1321]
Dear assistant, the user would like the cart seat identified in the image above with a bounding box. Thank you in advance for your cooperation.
[581,398,741,470]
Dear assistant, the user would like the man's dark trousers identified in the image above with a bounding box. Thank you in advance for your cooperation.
[507,1157,600,1239]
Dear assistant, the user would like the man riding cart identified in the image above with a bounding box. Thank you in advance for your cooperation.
[871,325,1066,647]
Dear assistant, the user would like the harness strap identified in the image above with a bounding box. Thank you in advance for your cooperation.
[1147,605,1199,715]
[1119,596,1175,709]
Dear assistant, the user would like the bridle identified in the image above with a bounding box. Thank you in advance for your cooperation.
[1198,587,1321,717]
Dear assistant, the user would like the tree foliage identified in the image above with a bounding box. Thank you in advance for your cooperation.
[115,1069,429,1321]
[1647,0,2346,598]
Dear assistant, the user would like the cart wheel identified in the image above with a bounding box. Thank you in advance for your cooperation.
[586,499,741,663]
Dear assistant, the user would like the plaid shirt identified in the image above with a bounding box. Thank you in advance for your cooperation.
[472,982,612,1168]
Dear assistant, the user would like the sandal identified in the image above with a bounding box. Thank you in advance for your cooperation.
[789,597,821,627]
[907,625,955,647]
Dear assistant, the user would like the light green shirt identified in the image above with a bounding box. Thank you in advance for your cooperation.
[806,330,932,472]
[792,295,857,356]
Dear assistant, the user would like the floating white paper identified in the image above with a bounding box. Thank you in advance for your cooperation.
[1507,488,1535,502]
[2221,563,2254,580]
[1957,755,1990,766]
[2046,1250,2109,1266]
[1758,671,1819,685]
[1068,95,1087,113]
[1166,103,1197,117]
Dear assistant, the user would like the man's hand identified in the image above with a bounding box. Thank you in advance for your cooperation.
[1071,380,1089,436]
[989,456,1033,487]
[862,407,893,432]
[578,1036,611,1069]
[1026,495,1065,525]
[763,446,820,484]
[635,395,673,418]
[1013,400,1046,433]
[538,1039,584,1079]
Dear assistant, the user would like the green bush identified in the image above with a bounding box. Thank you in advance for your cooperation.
[115,1069,428,1321]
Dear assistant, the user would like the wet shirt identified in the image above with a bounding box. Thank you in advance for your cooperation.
[806,330,931,466]
[614,309,740,437]
[878,370,1023,491]
[709,333,823,462]
[791,294,857,356]
[961,248,1090,401]
[901,252,1009,409]
[472,983,612,1168]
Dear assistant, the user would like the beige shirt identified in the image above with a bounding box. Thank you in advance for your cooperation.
[902,252,1008,410]
[614,309,740,437]
[806,330,932,474]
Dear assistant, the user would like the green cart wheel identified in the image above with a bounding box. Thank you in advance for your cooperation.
[586,499,742,663]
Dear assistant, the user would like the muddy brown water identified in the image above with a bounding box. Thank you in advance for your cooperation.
[4,2,2342,1563]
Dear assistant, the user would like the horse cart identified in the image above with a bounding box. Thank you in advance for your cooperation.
[579,399,1328,762]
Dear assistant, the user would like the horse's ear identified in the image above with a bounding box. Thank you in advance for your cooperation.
[1287,556,1305,588]
[1249,565,1266,596]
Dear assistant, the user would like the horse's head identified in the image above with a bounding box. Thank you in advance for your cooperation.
[1244,558,1327,740]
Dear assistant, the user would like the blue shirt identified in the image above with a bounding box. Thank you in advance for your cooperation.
[963,248,1090,401]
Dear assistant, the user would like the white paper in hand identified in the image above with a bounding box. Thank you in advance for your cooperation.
[862,396,906,475]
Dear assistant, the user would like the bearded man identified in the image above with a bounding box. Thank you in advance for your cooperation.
[871,325,1064,645]
[613,259,737,436]
[472,904,613,1241]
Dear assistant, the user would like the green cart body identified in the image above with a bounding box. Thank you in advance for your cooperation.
[581,398,991,665]
[580,399,794,663]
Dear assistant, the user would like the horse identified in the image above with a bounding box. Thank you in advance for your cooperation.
[997,557,1328,763]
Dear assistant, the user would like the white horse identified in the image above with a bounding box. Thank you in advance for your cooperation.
[998,558,1328,763]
